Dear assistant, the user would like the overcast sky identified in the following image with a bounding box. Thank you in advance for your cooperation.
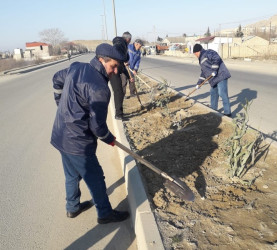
[0,0,276,52]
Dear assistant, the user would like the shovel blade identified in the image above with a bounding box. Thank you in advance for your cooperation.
[164,178,195,201]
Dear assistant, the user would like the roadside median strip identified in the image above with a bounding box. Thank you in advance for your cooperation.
[109,86,165,250]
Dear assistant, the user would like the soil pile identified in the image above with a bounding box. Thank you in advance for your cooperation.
[122,74,277,250]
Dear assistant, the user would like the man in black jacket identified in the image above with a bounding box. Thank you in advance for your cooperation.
[110,31,132,120]
[51,42,129,224]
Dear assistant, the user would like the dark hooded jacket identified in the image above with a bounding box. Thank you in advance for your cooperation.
[51,57,114,156]
[112,36,130,77]
[197,49,231,87]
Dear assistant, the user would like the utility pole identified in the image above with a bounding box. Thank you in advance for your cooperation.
[112,0,117,37]
[100,15,106,42]
[218,24,222,57]
[102,0,108,40]
[269,21,271,44]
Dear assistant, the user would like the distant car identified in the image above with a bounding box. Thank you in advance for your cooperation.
[169,44,182,51]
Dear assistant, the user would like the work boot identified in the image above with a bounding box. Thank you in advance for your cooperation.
[97,210,130,224]
[66,201,93,218]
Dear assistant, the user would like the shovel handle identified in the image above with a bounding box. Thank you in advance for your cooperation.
[125,65,133,79]
[184,74,213,101]
[125,66,144,107]
[199,74,213,87]
[128,68,151,88]
[114,140,162,176]
[115,140,195,201]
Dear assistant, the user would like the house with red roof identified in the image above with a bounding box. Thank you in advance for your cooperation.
[195,36,233,55]
[24,42,52,60]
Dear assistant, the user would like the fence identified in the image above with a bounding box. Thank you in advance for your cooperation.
[222,44,277,59]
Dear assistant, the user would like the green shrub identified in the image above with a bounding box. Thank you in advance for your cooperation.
[225,99,261,178]
[149,78,172,114]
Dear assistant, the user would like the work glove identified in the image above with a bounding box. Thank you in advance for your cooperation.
[211,71,217,77]
[195,84,200,89]
[109,137,116,147]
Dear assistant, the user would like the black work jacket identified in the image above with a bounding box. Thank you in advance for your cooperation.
[51,57,114,156]
[197,49,231,87]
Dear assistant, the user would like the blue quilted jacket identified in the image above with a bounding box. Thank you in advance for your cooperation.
[128,43,141,71]
[51,57,114,156]
[197,49,231,87]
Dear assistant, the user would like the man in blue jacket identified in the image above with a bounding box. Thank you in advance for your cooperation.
[193,44,232,117]
[51,42,130,224]
[123,39,143,97]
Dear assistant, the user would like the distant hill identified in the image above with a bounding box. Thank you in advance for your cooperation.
[221,14,277,36]
[246,14,277,29]
[72,40,112,51]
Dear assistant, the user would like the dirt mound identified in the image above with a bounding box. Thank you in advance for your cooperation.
[122,74,277,250]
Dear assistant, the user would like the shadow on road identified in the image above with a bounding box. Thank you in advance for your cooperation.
[228,88,257,117]
[175,84,195,92]
[64,198,135,250]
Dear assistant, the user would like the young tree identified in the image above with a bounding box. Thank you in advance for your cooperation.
[204,27,211,37]
[39,28,67,47]
[236,24,244,37]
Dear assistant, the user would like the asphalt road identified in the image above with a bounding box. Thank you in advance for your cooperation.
[0,55,136,249]
[139,55,277,138]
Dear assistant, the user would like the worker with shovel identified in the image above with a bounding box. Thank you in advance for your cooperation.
[51,42,129,224]
[110,31,132,120]
[193,44,232,117]
[123,39,143,98]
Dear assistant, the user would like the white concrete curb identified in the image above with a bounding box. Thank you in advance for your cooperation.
[109,86,164,250]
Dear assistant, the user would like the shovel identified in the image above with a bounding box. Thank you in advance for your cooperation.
[184,74,213,101]
[128,68,151,89]
[115,140,195,201]
[125,66,145,109]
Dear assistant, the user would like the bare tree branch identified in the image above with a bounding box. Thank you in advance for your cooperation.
[39,28,67,47]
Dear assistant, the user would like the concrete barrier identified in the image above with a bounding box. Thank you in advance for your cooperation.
[109,88,164,250]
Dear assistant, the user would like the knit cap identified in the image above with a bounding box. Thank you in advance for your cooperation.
[193,44,203,53]
[96,43,128,62]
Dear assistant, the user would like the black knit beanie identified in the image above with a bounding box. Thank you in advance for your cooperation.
[112,36,129,62]
[193,44,203,53]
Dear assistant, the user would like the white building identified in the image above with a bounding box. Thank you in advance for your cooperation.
[13,48,24,60]
[24,42,52,60]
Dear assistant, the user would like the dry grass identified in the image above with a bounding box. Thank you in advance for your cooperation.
[0,58,36,72]
[0,56,66,73]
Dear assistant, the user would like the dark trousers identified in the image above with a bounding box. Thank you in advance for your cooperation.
[110,73,124,116]
[121,73,136,96]
[60,151,112,218]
